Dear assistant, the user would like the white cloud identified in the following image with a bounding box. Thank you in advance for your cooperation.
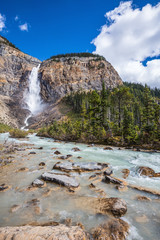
[92,1,160,88]
[15,15,19,21]
[19,23,28,32]
[0,13,5,31]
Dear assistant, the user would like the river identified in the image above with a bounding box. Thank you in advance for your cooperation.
[0,133,160,239]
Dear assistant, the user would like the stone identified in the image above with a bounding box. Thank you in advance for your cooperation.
[41,172,79,188]
[32,179,45,187]
[136,195,151,201]
[89,183,96,188]
[137,166,155,177]
[53,161,108,172]
[135,215,149,223]
[95,198,127,217]
[0,184,9,192]
[103,168,113,176]
[17,167,28,172]
[39,162,45,166]
[92,219,129,240]
[38,147,43,150]
[29,152,36,155]
[122,169,130,179]
[54,150,61,155]
[71,147,80,152]
[0,225,88,240]
[104,175,123,185]
[103,146,113,150]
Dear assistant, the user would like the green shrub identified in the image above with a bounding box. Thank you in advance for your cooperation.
[0,123,12,133]
[9,129,28,138]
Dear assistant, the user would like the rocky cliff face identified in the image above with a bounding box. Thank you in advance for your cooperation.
[39,56,122,103]
[0,36,41,97]
[0,36,41,127]
[0,36,122,128]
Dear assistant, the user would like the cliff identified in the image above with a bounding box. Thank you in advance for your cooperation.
[0,36,122,128]
[39,55,122,103]
[0,36,41,127]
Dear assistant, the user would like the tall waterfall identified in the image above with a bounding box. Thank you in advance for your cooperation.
[22,64,43,129]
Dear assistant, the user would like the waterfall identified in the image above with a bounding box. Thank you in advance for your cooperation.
[22,64,43,129]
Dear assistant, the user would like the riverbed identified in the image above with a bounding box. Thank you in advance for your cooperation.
[0,133,160,239]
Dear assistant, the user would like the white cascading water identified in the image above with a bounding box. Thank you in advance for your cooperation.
[22,64,43,129]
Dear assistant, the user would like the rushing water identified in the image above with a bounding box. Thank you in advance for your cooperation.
[0,133,160,239]
[22,65,44,129]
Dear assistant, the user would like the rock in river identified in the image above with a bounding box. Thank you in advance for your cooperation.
[53,161,108,172]
[41,172,79,188]
[32,179,45,187]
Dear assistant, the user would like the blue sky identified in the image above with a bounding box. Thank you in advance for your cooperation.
[0,0,160,87]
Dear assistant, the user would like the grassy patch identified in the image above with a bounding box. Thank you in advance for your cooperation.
[0,123,12,133]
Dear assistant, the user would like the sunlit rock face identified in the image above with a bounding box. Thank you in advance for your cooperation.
[39,56,122,103]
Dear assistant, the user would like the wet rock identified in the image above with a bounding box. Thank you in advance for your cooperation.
[104,175,123,185]
[103,146,113,150]
[29,151,36,154]
[39,162,45,166]
[0,225,88,240]
[136,195,151,201]
[59,156,70,160]
[122,169,130,179]
[137,166,155,177]
[154,172,160,177]
[67,154,72,158]
[41,172,79,188]
[0,184,9,192]
[128,184,160,196]
[32,179,45,187]
[64,218,72,227]
[53,161,108,172]
[77,156,82,159]
[89,183,96,188]
[38,147,43,150]
[103,167,113,176]
[54,150,61,155]
[92,218,129,240]
[95,198,127,217]
[72,147,80,152]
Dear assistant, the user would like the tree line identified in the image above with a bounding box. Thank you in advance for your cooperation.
[38,82,160,147]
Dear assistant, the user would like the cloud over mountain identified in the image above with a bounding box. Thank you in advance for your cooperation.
[92,1,160,88]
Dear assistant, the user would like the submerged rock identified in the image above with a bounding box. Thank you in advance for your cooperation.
[103,146,113,150]
[41,172,79,188]
[39,162,45,166]
[136,195,151,201]
[0,225,88,240]
[92,218,129,240]
[103,167,113,176]
[29,152,36,155]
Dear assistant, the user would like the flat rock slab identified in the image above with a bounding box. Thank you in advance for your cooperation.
[41,172,79,188]
[0,225,88,240]
[53,161,108,172]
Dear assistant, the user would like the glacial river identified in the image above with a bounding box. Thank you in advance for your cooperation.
[0,133,160,239]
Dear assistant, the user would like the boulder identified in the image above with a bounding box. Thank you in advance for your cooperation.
[136,195,151,201]
[92,218,129,240]
[32,179,45,187]
[41,172,79,188]
[122,169,130,179]
[39,162,45,166]
[95,198,127,217]
[0,225,88,240]
[103,147,113,150]
[54,150,61,155]
[71,147,80,152]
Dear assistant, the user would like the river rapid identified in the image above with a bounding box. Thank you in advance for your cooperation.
[0,133,160,239]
